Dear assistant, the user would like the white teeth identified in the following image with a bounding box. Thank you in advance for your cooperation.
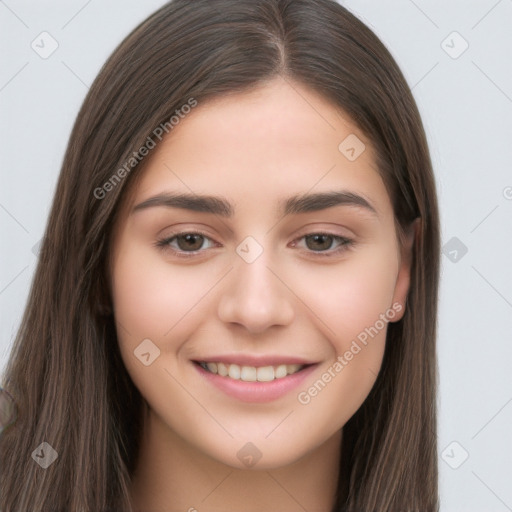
[200,361,305,381]
[287,364,302,375]
[275,364,287,378]
[257,366,274,382]
[228,364,241,379]
[217,362,228,376]
[206,362,217,373]
[240,366,257,382]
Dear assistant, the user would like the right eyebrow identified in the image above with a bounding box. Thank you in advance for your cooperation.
[132,192,233,216]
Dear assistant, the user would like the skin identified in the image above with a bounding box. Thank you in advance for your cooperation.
[109,76,415,512]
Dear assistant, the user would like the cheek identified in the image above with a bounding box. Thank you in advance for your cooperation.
[289,244,399,346]
[110,243,217,411]
[289,243,398,405]
[110,243,225,416]
[111,243,215,345]
[289,247,399,433]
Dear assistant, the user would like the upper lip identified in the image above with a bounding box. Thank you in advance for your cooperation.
[193,354,317,367]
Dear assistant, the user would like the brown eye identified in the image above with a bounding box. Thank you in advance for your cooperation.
[292,233,354,257]
[155,231,216,256]
[174,233,205,251]
[304,234,336,251]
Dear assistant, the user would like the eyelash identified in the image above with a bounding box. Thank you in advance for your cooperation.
[153,230,354,259]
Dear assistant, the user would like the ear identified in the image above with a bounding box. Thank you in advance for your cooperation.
[390,218,420,322]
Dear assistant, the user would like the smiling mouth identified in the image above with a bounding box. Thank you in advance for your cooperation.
[195,361,309,382]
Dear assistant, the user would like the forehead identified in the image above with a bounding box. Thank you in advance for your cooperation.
[124,77,393,221]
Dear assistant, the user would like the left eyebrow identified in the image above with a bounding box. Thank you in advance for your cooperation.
[131,190,379,218]
[282,190,378,217]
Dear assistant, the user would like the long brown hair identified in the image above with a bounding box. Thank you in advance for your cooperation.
[0,1,440,510]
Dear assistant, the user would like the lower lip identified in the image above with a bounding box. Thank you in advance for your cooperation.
[193,362,318,403]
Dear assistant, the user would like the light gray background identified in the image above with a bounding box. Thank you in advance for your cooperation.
[1,1,511,510]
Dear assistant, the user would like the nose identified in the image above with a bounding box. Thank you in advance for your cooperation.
[217,249,295,334]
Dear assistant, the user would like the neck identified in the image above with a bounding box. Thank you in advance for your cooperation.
[130,409,342,512]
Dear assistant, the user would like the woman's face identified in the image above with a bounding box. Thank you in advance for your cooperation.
[109,77,413,470]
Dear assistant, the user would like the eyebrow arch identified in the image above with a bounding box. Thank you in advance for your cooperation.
[131,190,378,217]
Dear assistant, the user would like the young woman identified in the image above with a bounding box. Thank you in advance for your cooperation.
[0,0,440,510]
